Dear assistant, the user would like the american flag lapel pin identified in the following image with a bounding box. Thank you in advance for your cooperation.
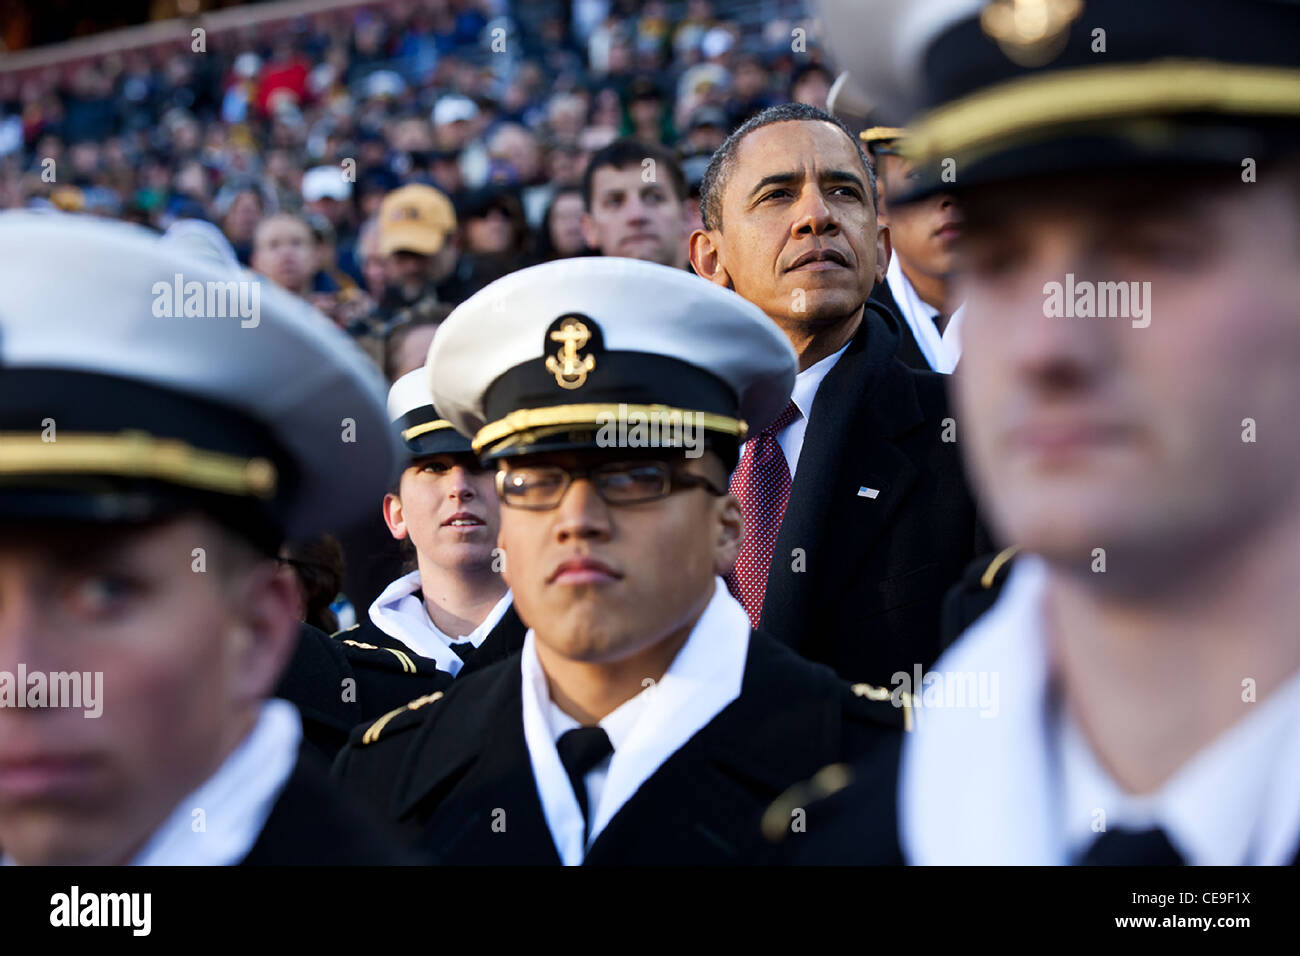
[857,486,880,499]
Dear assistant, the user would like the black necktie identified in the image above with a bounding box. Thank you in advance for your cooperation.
[555,726,613,844]
[449,641,476,667]
[1078,827,1186,865]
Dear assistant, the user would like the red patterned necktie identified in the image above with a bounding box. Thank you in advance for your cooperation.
[725,400,801,628]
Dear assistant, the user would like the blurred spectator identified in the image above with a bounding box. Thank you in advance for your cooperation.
[681,106,730,158]
[581,138,689,269]
[251,212,315,298]
[534,186,591,262]
[346,182,459,360]
[306,213,370,329]
[355,216,388,301]
[790,62,834,110]
[727,54,777,127]
[431,94,480,152]
[448,186,533,297]
[214,183,272,265]
[376,183,459,306]
[622,76,673,146]
[382,306,454,383]
[302,165,354,234]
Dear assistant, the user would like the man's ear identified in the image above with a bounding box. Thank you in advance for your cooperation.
[580,212,600,252]
[689,229,733,289]
[874,221,892,286]
[876,188,891,227]
[229,559,301,704]
[382,491,408,540]
[713,493,744,577]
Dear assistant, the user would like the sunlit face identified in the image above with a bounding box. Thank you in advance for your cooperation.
[955,171,1300,572]
[496,449,741,663]
[0,517,296,864]
[876,153,961,282]
[692,121,887,329]
[384,454,501,572]
[582,164,687,268]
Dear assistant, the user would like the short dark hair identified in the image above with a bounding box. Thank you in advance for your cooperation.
[582,138,689,210]
[699,103,876,232]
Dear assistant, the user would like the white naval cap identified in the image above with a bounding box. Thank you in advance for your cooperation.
[426,257,797,462]
[386,367,473,460]
[0,210,400,547]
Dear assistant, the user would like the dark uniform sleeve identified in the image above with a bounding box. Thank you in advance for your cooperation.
[331,688,447,821]
[759,682,912,865]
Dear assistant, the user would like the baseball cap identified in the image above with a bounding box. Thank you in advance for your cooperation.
[302,165,353,202]
[432,95,480,127]
[377,184,458,257]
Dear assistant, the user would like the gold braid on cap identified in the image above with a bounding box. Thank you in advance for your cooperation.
[0,431,277,498]
[472,403,748,454]
[904,60,1300,163]
[401,420,456,441]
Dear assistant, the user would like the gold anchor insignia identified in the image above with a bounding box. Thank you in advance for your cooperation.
[544,317,596,390]
[980,0,1083,68]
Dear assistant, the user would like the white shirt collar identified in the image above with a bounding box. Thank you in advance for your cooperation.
[369,569,513,675]
[773,340,848,481]
[790,341,847,422]
[133,699,301,865]
[901,555,1300,864]
[884,253,963,373]
[519,578,751,864]
[1061,666,1300,865]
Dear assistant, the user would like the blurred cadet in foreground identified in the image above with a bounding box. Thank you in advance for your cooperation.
[0,212,411,864]
[800,0,1300,865]
[335,258,909,864]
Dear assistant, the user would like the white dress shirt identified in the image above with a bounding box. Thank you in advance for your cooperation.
[900,556,1300,865]
[368,569,513,676]
[772,340,848,483]
[884,253,963,373]
[519,578,751,865]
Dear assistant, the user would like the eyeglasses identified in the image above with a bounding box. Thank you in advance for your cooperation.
[495,460,726,511]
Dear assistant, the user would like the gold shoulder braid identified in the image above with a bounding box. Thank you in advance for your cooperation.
[851,682,915,733]
[341,639,416,674]
[361,691,444,745]
[761,763,854,843]
[980,545,1020,589]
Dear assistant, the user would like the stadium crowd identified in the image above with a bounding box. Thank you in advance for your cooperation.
[0,0,834,367]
